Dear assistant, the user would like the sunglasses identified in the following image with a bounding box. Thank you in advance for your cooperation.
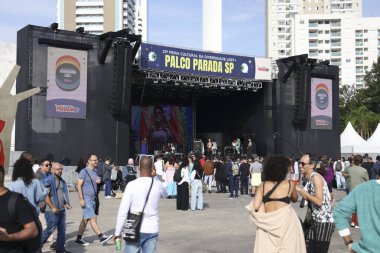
[42,163,51,167]
[299,162,311,167]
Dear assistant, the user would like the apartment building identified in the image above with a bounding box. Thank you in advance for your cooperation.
[57,0,147,39]
[294,14,380,88]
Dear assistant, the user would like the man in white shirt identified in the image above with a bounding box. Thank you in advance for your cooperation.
[114,156,167,252]
[154,156,164,177]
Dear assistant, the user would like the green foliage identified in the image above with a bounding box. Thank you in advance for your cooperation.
[339,57,380,137]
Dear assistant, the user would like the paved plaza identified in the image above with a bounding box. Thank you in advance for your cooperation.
[27,183,358,253]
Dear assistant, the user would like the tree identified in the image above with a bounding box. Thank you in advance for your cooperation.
[359,56,380,113]
[349,105,379,139]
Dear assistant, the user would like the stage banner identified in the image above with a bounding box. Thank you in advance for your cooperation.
[132,105,193,154]
[140,43,271,80]
[311,77,332,130]
[46,47,87,119]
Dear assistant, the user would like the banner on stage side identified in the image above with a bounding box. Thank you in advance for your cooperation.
[311,77,332,130]
[46,47,87,119]
[139,43,271,80]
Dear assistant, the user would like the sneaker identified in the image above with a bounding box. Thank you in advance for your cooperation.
[354,225,359,229]
[75,239,90,246]
[50,241,56,250]
[228,195,234,199]
[100,234,113,244]
[350,222,355,227]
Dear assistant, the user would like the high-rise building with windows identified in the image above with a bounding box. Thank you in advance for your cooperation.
[266,0,361,60]
[57,0,147,39]
[266,0,380,88]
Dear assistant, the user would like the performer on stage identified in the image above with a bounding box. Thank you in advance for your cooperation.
[232,138,241,155]
[212,139,217,155]
[206,139,213,157]
[247,139,253,158]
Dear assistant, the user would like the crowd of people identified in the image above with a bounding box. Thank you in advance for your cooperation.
[0,150,379,253]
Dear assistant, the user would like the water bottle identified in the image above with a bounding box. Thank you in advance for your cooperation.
[116,238,122,250]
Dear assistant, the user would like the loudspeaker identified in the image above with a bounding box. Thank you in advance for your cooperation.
[111,41,132,116]
[293,64,310,126]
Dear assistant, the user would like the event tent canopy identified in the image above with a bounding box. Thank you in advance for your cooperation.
[367,123,380,146]
[341,122,380,155]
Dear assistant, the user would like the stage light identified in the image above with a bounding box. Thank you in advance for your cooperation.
[76,27,85,33]
[50,23,58,31]
[221,87,225,90]
[153,80,158,84]
[174,82,179,86]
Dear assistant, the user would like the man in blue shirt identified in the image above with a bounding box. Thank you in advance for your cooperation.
[75,154,112,246]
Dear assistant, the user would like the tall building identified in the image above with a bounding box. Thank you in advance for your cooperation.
[202,0,222,52]
[266,0,380,88]
[57,0,147,38]
[266,0,361,60]
[294,14,380,88]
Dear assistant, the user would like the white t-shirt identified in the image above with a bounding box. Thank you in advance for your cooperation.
[115,177,167,235]
[154,160,164,175]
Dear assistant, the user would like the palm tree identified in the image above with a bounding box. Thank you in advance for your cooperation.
[348,105,379,139]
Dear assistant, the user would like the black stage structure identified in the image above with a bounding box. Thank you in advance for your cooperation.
[15,25,340,165]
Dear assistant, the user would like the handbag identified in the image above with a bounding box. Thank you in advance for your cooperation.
[196,171,208,193]
[122,178,154,242]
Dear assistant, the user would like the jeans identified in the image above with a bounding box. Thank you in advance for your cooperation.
[190,179,203,210]
[229,175,239,196]
[124,232,158,253]
[41,210,66,252]
[240,176,249,195]
[105,179,112,196]
[335,172,345,189]
[203,175,213,191]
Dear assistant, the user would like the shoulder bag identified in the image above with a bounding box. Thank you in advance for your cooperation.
[122,178,154,242]
[84,169,100,215]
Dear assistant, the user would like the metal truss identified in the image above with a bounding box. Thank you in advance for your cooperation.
[143,70,263,92]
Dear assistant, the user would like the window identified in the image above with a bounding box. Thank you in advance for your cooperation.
[346,59,351,62]
[325,40,330,43]
[300,20,304,24]
[325,30,330,34]
[325,50,330,53]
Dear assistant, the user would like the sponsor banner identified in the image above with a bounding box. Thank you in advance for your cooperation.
[140,43,271,80]
[311,78,332,130]
[46,47,87,119]
[254,58,272,80]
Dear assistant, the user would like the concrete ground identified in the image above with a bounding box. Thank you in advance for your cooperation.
[26,184,357,253]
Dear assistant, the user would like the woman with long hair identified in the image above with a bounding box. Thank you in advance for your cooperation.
[190,159,204,210]
[246,155,306,253]
[8,157,47,214]
[176,157,190,211]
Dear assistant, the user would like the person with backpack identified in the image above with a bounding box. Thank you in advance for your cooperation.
[0,165,40,253]
[40,162,72,253]
[228,158,240,199]
[333,157,345,190]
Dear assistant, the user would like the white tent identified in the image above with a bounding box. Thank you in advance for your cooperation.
[367,123,380,146]
[340,122,367,148]
[341,122,380,156]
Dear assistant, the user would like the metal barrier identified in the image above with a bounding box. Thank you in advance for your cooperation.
[61,166,78,192]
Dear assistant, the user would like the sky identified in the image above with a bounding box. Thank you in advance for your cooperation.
[0,0,379,57]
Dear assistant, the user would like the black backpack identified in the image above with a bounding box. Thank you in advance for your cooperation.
[8,192,42,253]
[335,162,343,172]
[173,168,183,183]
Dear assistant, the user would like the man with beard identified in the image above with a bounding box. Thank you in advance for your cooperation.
[40,162,72,253]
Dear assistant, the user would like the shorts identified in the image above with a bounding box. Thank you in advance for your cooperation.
[251,173,262,187]
[82,199,96,219]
